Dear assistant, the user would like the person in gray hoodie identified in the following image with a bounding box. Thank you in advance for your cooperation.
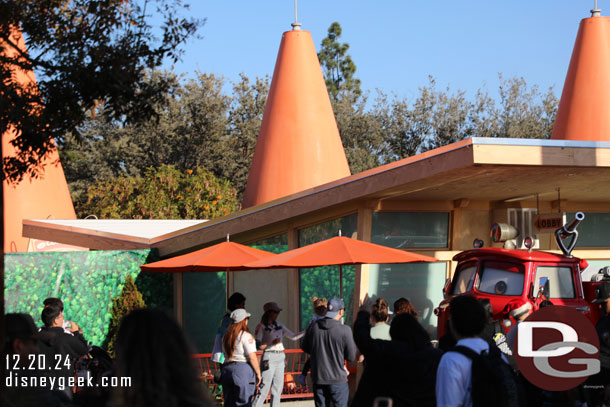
[301,298,357,407]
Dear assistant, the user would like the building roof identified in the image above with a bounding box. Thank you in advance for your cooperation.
[23,137,610,256]
[23,219,207,250]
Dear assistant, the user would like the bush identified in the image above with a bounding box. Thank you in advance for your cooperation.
[105,275,146,358]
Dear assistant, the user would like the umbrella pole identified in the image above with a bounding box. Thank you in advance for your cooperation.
[226,269,230,310]
[339,265,343,299]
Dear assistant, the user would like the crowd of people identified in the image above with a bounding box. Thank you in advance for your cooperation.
[3,283,610,407]
[218,287,610,407]
[3,298,214,407]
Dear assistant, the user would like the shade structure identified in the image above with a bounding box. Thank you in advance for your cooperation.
[245,236,437,295]
[140,241,276,273]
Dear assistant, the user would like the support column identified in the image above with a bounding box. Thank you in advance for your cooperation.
[286,227,300,347]
[353,207,373,320]
[173,272,183,326]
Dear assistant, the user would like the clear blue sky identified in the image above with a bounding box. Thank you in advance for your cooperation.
[165,1,595,100]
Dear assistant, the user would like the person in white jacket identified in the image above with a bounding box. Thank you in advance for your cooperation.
[252,302,304,407]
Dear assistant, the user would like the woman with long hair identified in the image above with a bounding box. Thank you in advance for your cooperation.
[370,297,391,340]
[212,292,246,363]
[252,302,303,407]
[393,297,419,320]
[110,308,212,407]
[353,296,441,407]
[221,309,261,407]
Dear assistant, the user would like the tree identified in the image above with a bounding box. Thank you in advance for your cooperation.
[1,0,202,182]
[105,275,145,358]
[221,73,269,197]
[317,22,361,101]
[79,165,239,219]
[334,90,383,174]
[490,75,558,139]
[60,71,268,206]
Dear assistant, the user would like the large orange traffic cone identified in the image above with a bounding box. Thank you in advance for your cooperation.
[2,29,77,252]
[242,29,351,208]
[552,12,610,141]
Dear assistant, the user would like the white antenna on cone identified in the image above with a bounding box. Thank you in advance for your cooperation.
[291,0,302,30]
[592,0,602,16]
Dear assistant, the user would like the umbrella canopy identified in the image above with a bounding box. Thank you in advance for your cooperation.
[140,241,276,273]
[245,236,437,268]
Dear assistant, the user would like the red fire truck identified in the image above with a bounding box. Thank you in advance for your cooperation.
[435,212,608,338]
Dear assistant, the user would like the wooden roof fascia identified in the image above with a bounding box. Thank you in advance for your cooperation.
[151,142,478,256]
[22,219,152,250]
[472,144,610,166]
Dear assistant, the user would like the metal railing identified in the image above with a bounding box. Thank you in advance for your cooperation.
[192,349,314,402]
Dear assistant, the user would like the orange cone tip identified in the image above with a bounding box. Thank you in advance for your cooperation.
[242,30,351,208]
[552,15,610,141]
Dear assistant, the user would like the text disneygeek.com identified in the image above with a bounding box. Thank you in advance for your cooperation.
[6,354,131,391]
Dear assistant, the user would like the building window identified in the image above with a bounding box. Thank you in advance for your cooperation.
[567,212,610,247]
[182,272,227,353]
[298,214,357,330]
[250,234,289,254]
[371,212,449,249]
[368,262,447,339]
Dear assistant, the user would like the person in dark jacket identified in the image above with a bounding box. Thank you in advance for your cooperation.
[38,304,89,398]
[3,313,73,407]
[586,282,610,406]
[353,296,441,407]
[302,298,357,407]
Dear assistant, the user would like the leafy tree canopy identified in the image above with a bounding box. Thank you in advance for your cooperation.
[60,71,269,209]
[79,164,239,219]
[0,0,202,182]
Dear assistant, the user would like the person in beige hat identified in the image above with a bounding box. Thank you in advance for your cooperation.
[252,302,304,407]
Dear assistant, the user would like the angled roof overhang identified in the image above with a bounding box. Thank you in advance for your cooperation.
[23,138,610,257]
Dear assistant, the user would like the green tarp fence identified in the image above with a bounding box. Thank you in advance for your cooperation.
[4,249,170,346]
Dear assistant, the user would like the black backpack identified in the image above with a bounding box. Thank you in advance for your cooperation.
[452,344,525,407]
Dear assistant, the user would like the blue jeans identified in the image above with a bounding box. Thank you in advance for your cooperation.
[253,351,285,407]
[313,382,349,407]
[221,362,256,407]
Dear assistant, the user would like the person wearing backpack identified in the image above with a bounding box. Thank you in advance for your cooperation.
[435,295,523,407]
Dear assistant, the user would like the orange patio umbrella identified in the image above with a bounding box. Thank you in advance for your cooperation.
[140,240,276,273]
[245,236,437,295]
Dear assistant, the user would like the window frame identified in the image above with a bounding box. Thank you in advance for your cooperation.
[473,260,526,297]
[450,261,478,295]
[532,264,577,300]
[371,211,451,250]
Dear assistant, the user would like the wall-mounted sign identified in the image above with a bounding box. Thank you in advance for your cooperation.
[535,213,566,232]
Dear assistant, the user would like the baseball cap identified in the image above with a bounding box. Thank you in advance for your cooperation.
[263,302,282,313]
[592,282,610,303]
[326,298,345,318]
[230,308,251,323]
